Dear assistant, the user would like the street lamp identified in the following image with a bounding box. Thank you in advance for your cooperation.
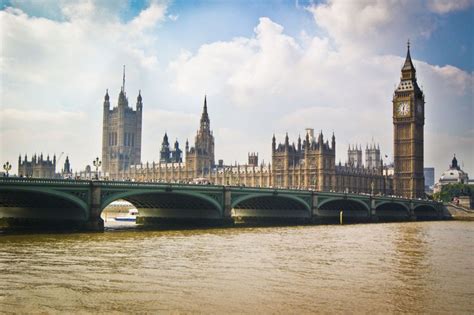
[93,157,101,180]
[3,161,12,177]
[382,154,390,196]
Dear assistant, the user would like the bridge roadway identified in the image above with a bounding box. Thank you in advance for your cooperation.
[0,177,445,231]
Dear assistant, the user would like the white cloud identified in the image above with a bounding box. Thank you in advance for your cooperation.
[306,0,437,53]
[0,108,86,123]
[1,0,472,180]
[427,0,474,14]
[128,2,167,32]
[0,2,168,172]
[168,13,473,176]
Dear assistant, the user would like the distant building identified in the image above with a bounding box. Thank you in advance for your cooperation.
[434,155,469,193]
[424,167,435,192]
[105,44,424,197]
[101,66,143,178]
[61,156,73,178]
[348,144,363,168]
[77,165,99,180]
[184,96,215,176]
[248,153,259,167]
[18,153,56,178]
[365,143,381,169]
[159,133,183,163]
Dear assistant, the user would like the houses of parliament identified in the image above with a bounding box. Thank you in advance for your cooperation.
[70,44,423,198]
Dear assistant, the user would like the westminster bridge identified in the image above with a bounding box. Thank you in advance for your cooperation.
[0,177,445,231]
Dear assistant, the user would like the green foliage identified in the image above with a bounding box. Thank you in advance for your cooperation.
[433,183,473,202]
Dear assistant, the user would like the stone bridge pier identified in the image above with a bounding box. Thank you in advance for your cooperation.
[85,185,105,231]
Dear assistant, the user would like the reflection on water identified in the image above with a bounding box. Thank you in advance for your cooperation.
[0,222,473,313]
[390,224,431,313]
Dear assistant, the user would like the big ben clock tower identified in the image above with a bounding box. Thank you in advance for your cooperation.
[393,42,425,199]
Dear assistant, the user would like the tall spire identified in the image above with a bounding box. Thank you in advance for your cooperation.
[122,65,126,92]
[402,40,415,75]
[200,95,209,125]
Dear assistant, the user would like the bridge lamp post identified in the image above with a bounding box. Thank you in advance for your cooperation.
[93,157,101,180]
[382,154,390,196]
[3,161,12,177]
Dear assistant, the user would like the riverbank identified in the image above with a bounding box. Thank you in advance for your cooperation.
[445,203,474,221]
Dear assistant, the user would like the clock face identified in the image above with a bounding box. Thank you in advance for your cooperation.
[397,102,410,117]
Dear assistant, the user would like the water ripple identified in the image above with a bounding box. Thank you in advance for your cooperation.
[0,221,473,313]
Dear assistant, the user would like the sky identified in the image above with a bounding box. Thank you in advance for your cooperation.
[0,0,473,181]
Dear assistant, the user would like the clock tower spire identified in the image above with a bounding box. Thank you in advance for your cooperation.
[392,42,425,199]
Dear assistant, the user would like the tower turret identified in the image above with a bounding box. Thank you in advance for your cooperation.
[451,154,459,169]
[160,132,171,163]
[102,66,143,178]
[136,90,143,111]
[64,156,71,174]
[118,65,128,108]
[393,41,425,198]
[104,89,110,109]
[200,95,210,132]
[318,131,323,144]
[401,40,416,81]
[305,133,310,150]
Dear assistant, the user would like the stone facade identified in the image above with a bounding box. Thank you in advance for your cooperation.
[271,129,336,191]
[393,42,425,198]
[101,67,142,178]
[107,45,425,197]
[184,96,215,178]
[18,153,56,178]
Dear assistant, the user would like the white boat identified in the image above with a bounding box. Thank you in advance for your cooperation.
[114,209,138,222]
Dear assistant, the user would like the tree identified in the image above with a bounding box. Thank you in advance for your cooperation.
[433,183,473,202]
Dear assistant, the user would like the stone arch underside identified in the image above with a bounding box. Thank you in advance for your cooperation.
[0,190,87,225]
[232,195,311,219]
[318,199,369,219]
[376,202,410,220]
[108,192,223,220]
[414,205,439,220]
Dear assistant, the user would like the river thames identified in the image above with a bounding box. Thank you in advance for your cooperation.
[0,221,473,313]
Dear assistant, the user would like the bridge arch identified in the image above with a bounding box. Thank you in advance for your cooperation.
[375,201,410,221]
[0,187,89,221]
[101,189,224,220]
[231,193,311,212]
[413,204,439,220]
[317,198,370,221]
[318,198,370,211]
[231,193,311,221]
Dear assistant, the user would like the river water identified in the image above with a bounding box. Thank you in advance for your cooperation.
[1,221,473,314]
